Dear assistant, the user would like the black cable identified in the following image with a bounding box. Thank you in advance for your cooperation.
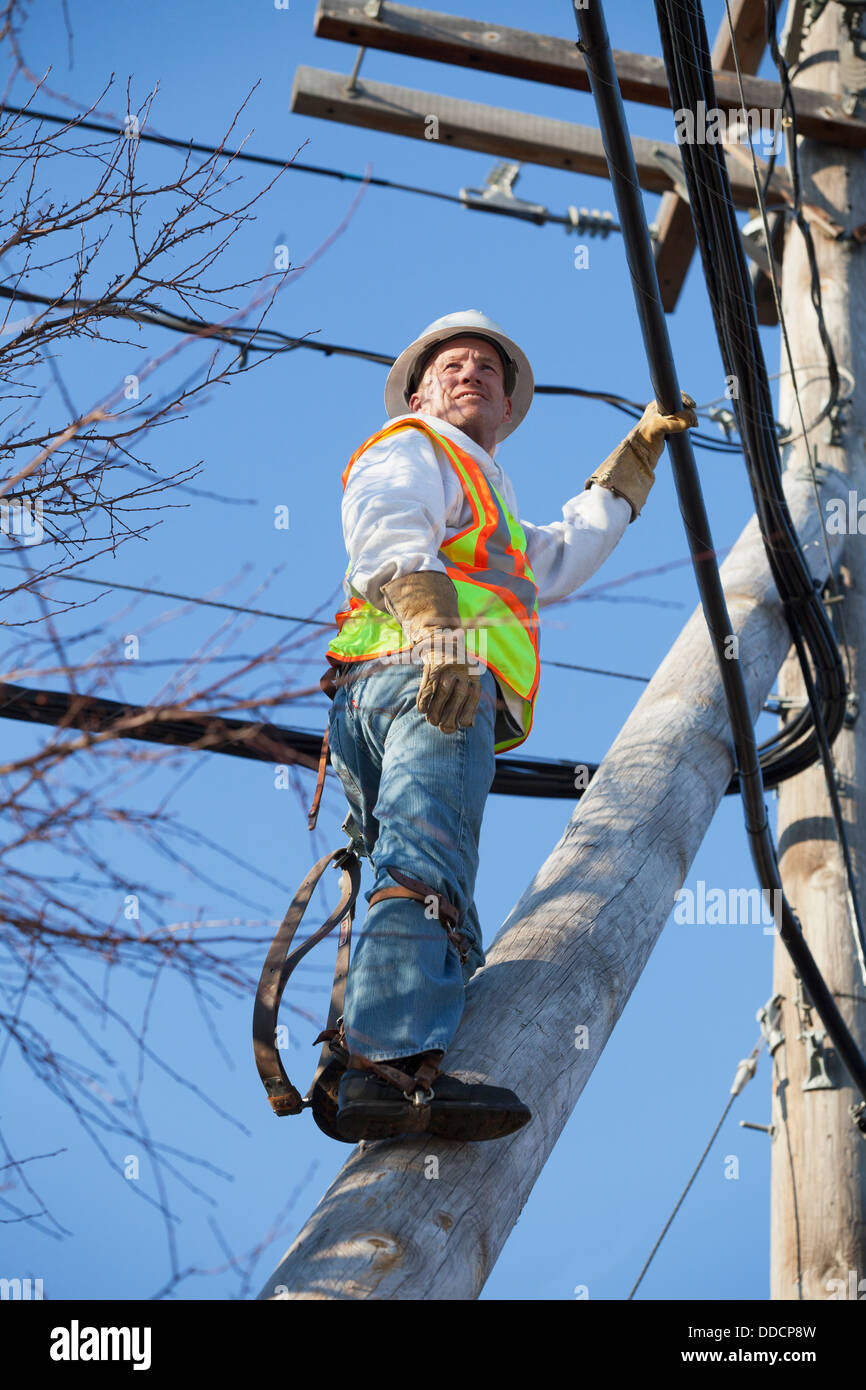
[573,0,866,1113]
[652,0,848,797]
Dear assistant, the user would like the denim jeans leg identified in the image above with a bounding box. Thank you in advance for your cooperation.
[328,660,496,1062]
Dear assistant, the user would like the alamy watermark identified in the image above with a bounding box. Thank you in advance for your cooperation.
[0,1276,43,1299]
[0,496,43,545]
[394,626,488,674]
[674,880,783,934]
[674,100,784,155]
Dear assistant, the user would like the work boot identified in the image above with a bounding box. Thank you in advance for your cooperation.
[335,1051,532,1143]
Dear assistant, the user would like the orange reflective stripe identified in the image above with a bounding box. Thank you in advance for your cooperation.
[329,416,541,751]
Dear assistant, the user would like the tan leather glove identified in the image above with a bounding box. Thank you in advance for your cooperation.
[380,570,481,734]
[585,391,698,522]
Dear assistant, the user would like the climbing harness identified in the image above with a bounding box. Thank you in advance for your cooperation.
[346,1051,442,1111]
[252,844,361,1136]
[369,867,471,967]
[253,661,471,1138]
[252,841,469,1137]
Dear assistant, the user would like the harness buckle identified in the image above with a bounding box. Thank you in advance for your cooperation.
[406,1085,435,1108]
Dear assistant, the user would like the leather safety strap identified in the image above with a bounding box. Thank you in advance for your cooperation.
[368,866,471,965]
[306,723,330,832]
[347,1050,441,1099]
[253,845,361,1116]
[307,662,344,831]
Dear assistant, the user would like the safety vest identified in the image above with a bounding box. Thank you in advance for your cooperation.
[326,417,541,753]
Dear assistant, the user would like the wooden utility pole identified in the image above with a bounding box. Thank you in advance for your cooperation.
[770,2,866,1301]
[257,462,847,1300]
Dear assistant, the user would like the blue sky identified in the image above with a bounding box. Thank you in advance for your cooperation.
[2,0,791,1300]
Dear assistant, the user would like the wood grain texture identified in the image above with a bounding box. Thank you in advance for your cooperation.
[313,0,866,148]
[291,67,791,209]
[770,2,866,1303]
[257,463,848,1300]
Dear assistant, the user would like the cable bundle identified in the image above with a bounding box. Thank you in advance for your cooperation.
[654,0,847,786]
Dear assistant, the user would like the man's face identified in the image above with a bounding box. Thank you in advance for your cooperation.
[408,336,513,446]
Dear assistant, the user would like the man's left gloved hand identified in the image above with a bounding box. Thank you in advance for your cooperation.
[633,392,699,467]
[585,389,698,522]
[380,570,481,734]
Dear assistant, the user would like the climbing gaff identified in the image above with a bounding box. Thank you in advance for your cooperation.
[570,0,866,1116]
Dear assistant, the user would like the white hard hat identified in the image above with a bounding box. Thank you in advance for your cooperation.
[385,309,534,442]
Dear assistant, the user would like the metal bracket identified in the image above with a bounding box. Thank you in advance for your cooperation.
[652,146,690,203]
[740,1119,776,1139]
[842,4,866,64]
[757,995,785,1055]
[708,405,737,440]
[845,693,860,727]
[740,214,783,279]
[828,400,848,446]
[801,1029,839,1091]
[340,810,368,860]
[344,47,367,97]
[460,162,548,226]
[785,456,833,485]
[363,0,382,17]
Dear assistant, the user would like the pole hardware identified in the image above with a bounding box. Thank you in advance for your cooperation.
[459,162,547,225]
[801,1028,840,1090]
[757,995,785,1055]
[344,47,367,96]
[362,0,382,17]
[731,1053,759,1096]
[840,86,861,117]
[566,205,618,238]
[741,215,783,278]
[787,457,833,484]
[828,400,848,445]
[794,976,840,1090]
[651,146,690,203]
[740,1119,776,1138]
[708,405,737,439]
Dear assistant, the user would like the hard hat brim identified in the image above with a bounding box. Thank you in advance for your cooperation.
[385,318,534,443]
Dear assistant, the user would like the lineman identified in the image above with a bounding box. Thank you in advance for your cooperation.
[320,310,696,1142]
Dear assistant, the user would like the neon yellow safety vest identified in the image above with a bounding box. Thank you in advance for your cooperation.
[326,417,541,753]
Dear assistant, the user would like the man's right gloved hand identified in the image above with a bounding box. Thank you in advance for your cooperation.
[380,570,481,735]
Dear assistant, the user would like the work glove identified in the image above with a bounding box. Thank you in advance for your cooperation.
[380,570,481,734]
[585,391,698,521]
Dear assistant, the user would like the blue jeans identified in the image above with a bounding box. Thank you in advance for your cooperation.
[326,657,498,1062]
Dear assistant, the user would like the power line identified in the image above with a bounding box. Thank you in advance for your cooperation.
[0,566,810,707]
[0,282,744,455]
[0,565,333,628]
[627,1039,763,1299]
[0,563,652,683]
[0,101,616,234]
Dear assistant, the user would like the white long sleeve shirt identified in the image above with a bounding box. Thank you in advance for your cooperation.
[339,411,633,732]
